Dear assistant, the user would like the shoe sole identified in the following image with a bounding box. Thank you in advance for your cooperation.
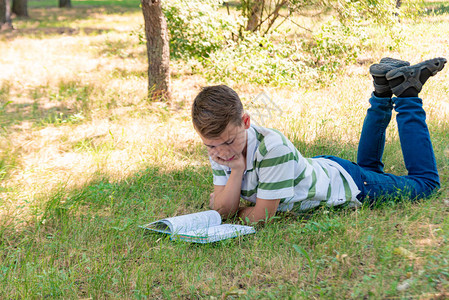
[386,57,447,95]
[386,57,447,80]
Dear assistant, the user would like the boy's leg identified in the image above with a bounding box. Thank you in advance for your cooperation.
[356,95,392,173]
[348,58,444,200]
[393,96,440,194]
[357,58,410,173]
[386,58,446,195]
[331,99,439,200]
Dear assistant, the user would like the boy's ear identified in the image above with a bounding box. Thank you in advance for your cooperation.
[242,113,251,129]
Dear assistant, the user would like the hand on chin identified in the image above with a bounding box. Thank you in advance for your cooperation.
[211,152,245,170]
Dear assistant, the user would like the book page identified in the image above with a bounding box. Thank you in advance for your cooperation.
[144,220,173,234]
[174,224,256,243]
[162,210,222,234]
[205,224,255,242]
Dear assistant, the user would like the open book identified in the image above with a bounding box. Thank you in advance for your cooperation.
[140,210,255,243]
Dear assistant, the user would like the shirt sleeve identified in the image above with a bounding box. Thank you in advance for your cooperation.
[209,157,230,186]
[256,145,296,200]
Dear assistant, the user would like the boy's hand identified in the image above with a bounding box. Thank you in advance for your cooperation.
[208,148,246,171]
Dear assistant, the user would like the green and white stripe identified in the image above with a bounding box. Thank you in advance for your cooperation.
[210,125,361,211]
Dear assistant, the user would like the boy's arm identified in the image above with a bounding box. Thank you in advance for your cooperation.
[208,146,247,219]
[237,144,295,224]
[210,166,245,219]
[237,198,280,224]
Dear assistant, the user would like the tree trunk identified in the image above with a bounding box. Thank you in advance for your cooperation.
[246,0,263,32]
[59,0,71,8]
[0,0,13,30]
[0,0,5,24]
[12,0,28,17]
[141,0,171,101]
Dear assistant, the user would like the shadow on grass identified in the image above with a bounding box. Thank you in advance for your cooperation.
[43,164,212,222]
[423,2,449,15]
[2,26,112,39]
[0,82,91,179]
[0,163,224,298]
[0,101,82,129]
[0,163,213,241]
[1,5,140,40]
[0,79,94,129]
[29,0,141,9]
[37,116,449,227]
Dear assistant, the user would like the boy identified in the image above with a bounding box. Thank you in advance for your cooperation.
[191,57,446,224]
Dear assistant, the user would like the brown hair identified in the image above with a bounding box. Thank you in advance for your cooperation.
[192,85,244,138]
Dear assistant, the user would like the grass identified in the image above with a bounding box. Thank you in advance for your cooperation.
[1,0,449,298]
[28,0,141,9]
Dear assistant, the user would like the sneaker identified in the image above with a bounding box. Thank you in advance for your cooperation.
[370,58,410,95]
[370,57,410,77]
[386,57,447,96]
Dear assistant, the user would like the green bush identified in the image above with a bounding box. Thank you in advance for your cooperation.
[204,32,318,87]
[330,0,398,26]
[163,0,240,60]
[310,21,367,74]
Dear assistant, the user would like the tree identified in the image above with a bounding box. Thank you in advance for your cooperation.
[245,0,263,32]
[12,0,28,17]
[0,0,13,30]
[240,0,296,35]
[59,0,71,8]
[140,0,171,101]
[0,0,5,25]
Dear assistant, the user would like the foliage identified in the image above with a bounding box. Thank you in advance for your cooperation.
[400,0,425,18]
[238,0,288,34]
[204,32,318,87]
[28,0,141,8]
[238,0,323,35]
[309,21,367,74]
[304,0,407,74]
[162,0,241,60]
[237,0,401,36]
[329,0,399,26]
[158,0,409,87]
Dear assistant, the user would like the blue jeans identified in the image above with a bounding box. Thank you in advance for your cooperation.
[323,94,440,203]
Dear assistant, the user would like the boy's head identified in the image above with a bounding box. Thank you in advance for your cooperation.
[192,85,244,139]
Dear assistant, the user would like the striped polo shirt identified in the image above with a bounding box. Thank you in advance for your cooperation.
[210,125,361,211]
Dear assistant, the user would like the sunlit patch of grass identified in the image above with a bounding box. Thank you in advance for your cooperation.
[94,38,138,59]
[39,111,86,126]
[110,67,146,79]
[0,145,19,181]
[0,81,11,102]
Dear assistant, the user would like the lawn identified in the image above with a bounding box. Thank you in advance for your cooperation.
[0,0,448,298]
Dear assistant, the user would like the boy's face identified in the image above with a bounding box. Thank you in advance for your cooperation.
[199,113,250,166]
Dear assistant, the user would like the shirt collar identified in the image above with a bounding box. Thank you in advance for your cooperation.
[245,125,257,172]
